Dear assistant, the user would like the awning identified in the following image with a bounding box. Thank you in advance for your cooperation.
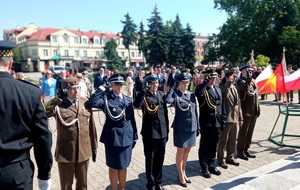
[131,59,144,63]
[52,55,60,60]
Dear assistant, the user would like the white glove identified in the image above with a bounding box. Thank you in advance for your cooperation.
[38,178,51,190]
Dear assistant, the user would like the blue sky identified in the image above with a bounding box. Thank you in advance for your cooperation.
[0,0,227,40]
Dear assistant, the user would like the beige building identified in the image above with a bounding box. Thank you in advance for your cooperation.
[4,24,144,72]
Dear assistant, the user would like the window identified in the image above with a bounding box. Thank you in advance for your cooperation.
[43,49,48,56]
[83,50,87,56]
[120,39,123,45]
[138,52,141,57]
[52,36,57,42]
[63,36,68,43]
[32,49,37,56]
[64,50,69,56]
[102,38,106,45]
[82,38,87,44]
[75,50,79,57]
[131,52,135,58]
[96,51,100,57]
[94,38,100,44]
[53,50,58,56]
[197,50,200,56]
[74,37,79,43]
[121,52,125,58]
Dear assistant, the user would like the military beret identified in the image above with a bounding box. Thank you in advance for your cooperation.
[202,69,218,77]
[225,68,237,76]
[239,65,250,71]
[62,76,79,89]
[0,40,16,57]
[108,73,125,85]
[175,72,192,82]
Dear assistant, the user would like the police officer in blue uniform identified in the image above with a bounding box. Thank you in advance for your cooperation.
[133,73,169,190]
[0,41,53,189]
[88,73,138,190]
[195,69,226,178]
[166,72,200,187]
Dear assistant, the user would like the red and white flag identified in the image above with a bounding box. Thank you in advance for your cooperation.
[285,69,300,91]
[256,65,273,91]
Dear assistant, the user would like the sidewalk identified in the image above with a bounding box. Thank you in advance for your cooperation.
[32,94,300,189]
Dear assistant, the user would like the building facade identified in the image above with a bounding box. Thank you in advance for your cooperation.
[3,24,209,72]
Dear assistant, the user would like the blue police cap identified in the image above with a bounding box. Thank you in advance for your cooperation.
[239,65,250,71]
[108,73,125,86]
[0,41,16,57]
[175,72,192,82]
[143,73,158,86]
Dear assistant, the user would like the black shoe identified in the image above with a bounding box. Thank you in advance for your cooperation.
[155,184,165,190]
[208,167,221,175]
[185,177,191,183]
[218,161,228,169]
[298,102,300,104]
[179,181,187,187]
[226,159,240,166]
[202,168,211,178]
[244,151,256,158]
[237,152,249,160]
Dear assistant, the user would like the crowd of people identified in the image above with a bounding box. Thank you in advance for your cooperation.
[1,39,300,190]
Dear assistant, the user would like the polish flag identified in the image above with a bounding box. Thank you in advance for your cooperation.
[256,65,273,92]
[285,69,300,91]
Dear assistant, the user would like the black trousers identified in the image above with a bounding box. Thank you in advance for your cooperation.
[198,127,220,170]
[0,159,34,190]
[143,137,167,189]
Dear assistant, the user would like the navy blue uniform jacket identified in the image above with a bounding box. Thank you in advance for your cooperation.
[88,88,138,147]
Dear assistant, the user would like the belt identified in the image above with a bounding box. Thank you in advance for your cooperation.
[0,152,30,167]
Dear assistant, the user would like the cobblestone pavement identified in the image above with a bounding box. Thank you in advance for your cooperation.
[32,94,300,190]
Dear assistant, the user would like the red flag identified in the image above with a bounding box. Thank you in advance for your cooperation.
[259,63,286,95]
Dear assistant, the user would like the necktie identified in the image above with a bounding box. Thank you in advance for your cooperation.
[231,88,237,104]
[73,100,77,108]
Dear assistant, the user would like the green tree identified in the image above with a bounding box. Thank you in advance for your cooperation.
[255,54,270,67]
[12,47,23,63]
[278,26,300,65]
[167,15,185,68]
[182,23,196,70]
[104,39,122,71]
[212,0,300,66]
[146,5,167,67]
[121,13,137,66]
[137,21,148,63]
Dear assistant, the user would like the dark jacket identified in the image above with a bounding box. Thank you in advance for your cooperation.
[167,72,179,87]
[195,80,226,129]
[135,75,144,92]
[93,73,106,89]
[133,90,169,139]
[0,71,53,180]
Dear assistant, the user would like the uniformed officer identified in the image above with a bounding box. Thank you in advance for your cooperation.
[217,68,243,169]
[88,73,138,190]
[0,40,53,189]
[133,73,169,190]
[166,72,200,187]
[236,65,260,160]
[195,69,226,178]
[44,76,98,190]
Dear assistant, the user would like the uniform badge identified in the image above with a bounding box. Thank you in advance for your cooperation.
[113,107,116,112]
